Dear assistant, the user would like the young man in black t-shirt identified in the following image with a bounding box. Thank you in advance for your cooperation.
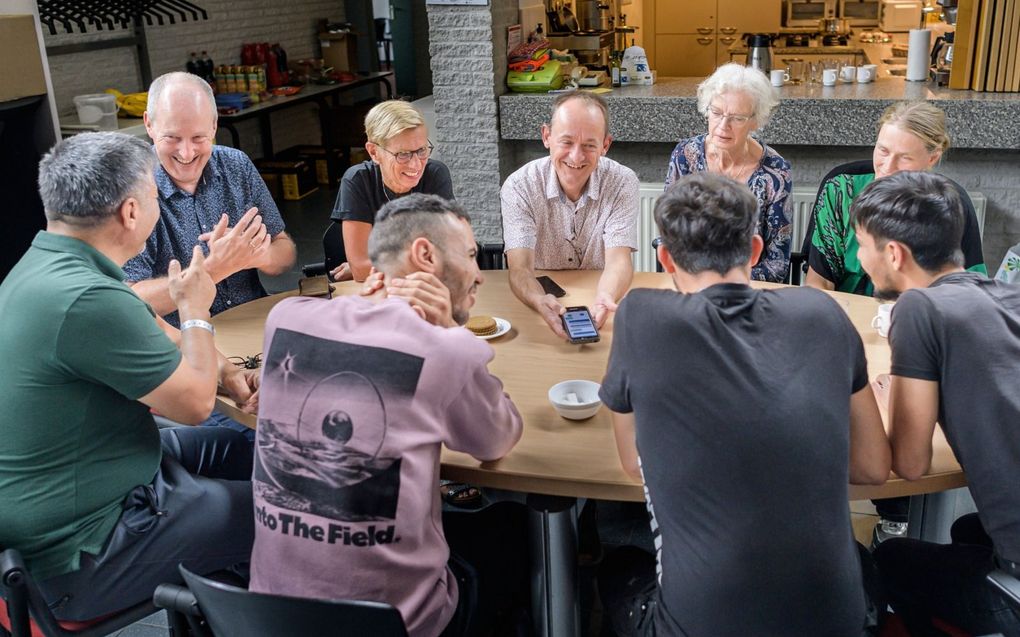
[599,173,890,637]
[852,170,1020,637]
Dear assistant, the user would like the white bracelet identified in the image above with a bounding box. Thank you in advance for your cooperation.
[180,319,215,335]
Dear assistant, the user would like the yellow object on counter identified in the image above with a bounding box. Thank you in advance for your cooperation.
[105,89,147,118]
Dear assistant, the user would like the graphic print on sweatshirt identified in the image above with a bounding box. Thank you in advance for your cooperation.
[254,327,424,523]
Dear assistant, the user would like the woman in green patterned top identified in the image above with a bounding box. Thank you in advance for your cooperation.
[805,101,986,296]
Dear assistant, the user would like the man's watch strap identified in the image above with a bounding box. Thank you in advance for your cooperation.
[180,319,215,335]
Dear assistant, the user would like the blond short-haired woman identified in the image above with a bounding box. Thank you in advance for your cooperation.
[330,100,453,281]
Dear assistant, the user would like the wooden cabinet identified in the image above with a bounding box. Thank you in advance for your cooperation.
[646,0,781,76]
[655,0,715,33]
[655,34,719,76]
[717,0,781,36]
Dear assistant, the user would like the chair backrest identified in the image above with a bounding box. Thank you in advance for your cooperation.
[1,548,155,637]
[323,221,347,275]
[799,159,874,259]
[179,566,409,637]
[476,242,506,271]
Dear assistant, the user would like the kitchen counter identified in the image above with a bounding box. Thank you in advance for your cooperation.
[498,77,1020,149]
[501,25,1020,150]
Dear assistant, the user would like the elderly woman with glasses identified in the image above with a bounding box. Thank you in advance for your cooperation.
[330,99,454,281]
[664,63,792,282]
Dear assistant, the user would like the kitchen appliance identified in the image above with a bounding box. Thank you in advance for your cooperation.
[838,0,880,26]
[936,0,959,24]
[546,0,579,35]
[745,34,774,74]
[930,29,953,84]
[819,16,851,35]
[575,0,611,33]
[879,0,923,32]
[785,0,837,27]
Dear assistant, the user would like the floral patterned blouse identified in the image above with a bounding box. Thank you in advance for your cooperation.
[665,134,793,282]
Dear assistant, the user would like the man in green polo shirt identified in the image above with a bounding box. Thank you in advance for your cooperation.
[0,132,257,621]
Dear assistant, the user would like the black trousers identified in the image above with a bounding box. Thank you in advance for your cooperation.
[39,427,255,621]
[874,513,1020,637]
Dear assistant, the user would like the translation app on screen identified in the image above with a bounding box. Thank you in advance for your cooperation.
[564,310,597,339]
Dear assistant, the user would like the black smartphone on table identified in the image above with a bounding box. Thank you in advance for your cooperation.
[537,275,567,298]
[561,306,600,344]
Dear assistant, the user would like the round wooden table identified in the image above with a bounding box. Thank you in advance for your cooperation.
[213,270,964,502]
[212,270,965,637]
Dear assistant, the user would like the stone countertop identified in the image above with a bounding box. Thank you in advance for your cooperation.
[499,77,1020,148]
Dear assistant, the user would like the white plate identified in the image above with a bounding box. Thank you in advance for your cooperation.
[476,317,511,340]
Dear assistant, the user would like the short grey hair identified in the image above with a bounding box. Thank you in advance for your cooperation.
[37,132,156,227]
[146,71,218,125]
[368,194,470,268]
[696,63,779,128]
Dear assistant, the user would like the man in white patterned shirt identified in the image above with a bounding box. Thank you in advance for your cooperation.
[500,92,639,339]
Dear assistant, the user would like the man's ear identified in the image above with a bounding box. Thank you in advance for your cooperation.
[407,236,439,274]
[748,234,764,268]
[602,133,613,156]
[656,244,676,274]
[118,196,139,231]
[541,124,552,150]
[887,240,912,272]
[143,111,155,142]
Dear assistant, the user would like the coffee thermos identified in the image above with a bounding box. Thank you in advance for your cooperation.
[745,34,773,75]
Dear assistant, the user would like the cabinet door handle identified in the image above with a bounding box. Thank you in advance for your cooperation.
[720,36,736,44]
[697,37,715,45]
[719,26,737,35]
[696,26,713,34]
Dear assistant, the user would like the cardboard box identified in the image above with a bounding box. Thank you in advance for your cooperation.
[279,145,346,187]
[256,159,318,201]
[0,15,47,103]
[319,32,358,73]
[259,171,281,201]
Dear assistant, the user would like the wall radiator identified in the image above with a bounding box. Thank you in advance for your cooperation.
[632,183,987,274]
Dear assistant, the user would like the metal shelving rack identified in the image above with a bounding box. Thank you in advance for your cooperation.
[38,0,210,87]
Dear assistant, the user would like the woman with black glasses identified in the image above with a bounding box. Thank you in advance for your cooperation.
[664,63,792,283]
[330,100,454,281]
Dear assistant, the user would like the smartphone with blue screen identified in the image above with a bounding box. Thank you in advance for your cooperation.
[561,306,600,344]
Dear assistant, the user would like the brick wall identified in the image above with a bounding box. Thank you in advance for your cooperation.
[43,0,344,155]
[427,0,517,244]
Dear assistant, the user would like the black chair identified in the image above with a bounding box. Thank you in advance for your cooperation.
[154,565,409,637]
[795,159,875,283]
[301,222,347,281]
[988,569,1020,612]
[0,548,158,637]
[476,242,506,271]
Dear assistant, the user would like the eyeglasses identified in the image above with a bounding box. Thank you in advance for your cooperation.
[707,108,753,126]
[378,141,433,164]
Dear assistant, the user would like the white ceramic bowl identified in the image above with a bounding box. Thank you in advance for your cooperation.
[548,380,602,421]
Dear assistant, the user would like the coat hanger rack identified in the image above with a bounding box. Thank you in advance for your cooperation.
[40,0,211,90]
[38,0,209,34]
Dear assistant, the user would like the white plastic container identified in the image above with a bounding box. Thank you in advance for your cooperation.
[74,93,119,131]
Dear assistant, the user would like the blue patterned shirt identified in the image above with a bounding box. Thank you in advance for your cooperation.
[665,134,793,283]
[124,145,286,326]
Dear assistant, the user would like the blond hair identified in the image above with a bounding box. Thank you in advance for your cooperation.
[878,101,951,154]
[364,100,426,145]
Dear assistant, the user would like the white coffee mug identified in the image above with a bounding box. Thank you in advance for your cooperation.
[856,66,874,83]
[822,69,838,86]
[770,69,790,87]
[871,302,895,338]
[840,65,856,82]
